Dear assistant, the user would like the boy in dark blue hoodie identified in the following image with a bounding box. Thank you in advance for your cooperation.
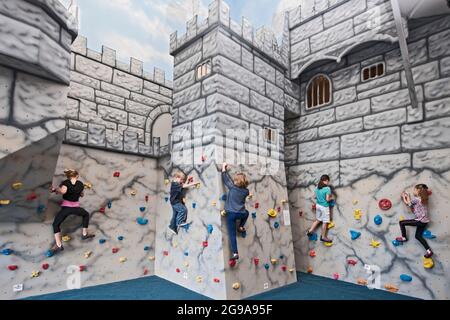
[221,163,250,260]
[168,171,197,235]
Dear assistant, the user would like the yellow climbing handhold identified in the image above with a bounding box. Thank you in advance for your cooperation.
[281,199,287,205]
[327,221,335,229]
[0,200,11,205]
[130,190,137,196]
[270,258,278,265]
[195,183,201,189]
[370,239,381,248]
[119,257,127,263]
[354,209,362,220]
[211,201,217,207]
[352,199,358,205]
[84,251,92,259]
[148,256,155,261]
[384,284,399,293]
[289,268,295,273]
[83,182,93,189]
[423,257,434,269]
[11,182,23,190]
[399,215,405,222]
[220,210,227,217]
[268,209,277,218]
[31,271,40,278]
[164,179,170,185]
[62,235,71,242]
[232,282,241,290]
[247,194,253,200]
[323,241,333,247]
[196,276,203,283]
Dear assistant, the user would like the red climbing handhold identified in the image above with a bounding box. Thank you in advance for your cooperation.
[188,176,194,183]
[163,251,169,256]
[253,258,260,266]
[113,172,120,177]
[112,247,119,254]
[145,195,149,202]
[427,189,432,196]
[255,202,259,209]
[229,259,236,267]
[309,250,316,258]
[347,259,357,266]
[277,207,281,212]
[26,192,37,201]
[79,265,86,272]
[312,203,316,211]
[281,265,287,272]
[213,278,220,283]
[99,207,105,214]
[143,268,149,275]
[333,272,339,280]
[202,241,208,248]
[8,265,18,271]
[201,155,206,162]
[42,263,49,270]
[176,268,181,273]
[299,211,304,217]
[379,199,392,210]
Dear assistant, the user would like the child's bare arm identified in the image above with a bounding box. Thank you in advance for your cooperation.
[222,162,228,172]
[51,185,68,195]
[182,182,198,188]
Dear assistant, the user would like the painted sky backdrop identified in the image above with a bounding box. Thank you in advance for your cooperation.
[61,0,300,80]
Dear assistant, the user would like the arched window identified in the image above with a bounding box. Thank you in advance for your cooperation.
[152,113,172,146]
[306,74,331,109]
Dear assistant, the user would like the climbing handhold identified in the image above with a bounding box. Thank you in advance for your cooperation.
[176,268,181,273]
[352,199,358,205]
[195,183,201,189]
[220,210,227,217]
[207,224,213,234]
[308,232,318,241]
[350,230,361,240]
[357,278,368,286]
[164,179,170,185]
[163,251,169,256]
[84,182,93,189]
[289,268,295,273]
[423,230,436,239]
[184,261,189,267]
[79,265,86,272]
[251,212,256,219]
[184,251,189,256]
[145,195,149,202]
[354,209,362,220]
[46,250,53,257]
[220,194,227,201]
[62,235,71,242]
[8,265,18,271]
[374,215,383,225]
[392,239,401,246]
[130,190,137,196]
[279,255,284,259]
[192,203,197,209]
[107,200,112,209]
[379,199,392,210]
[327,221,335,229]
[42,263,49,270]
[0,200,11,205]
[143,268,149,275]
[144,246,150,251]
[309,250,316,258]
[299,211,304,217]
[281,199,287,205]
[11,182,23,190]
[255,202,260,209]
[253,258,259,266]
[113,171,121,177]
[164,196,169,203]
[180,223,191,231]
[247,194,253,200]
[423,257,434,269]
[99,207,105,214]
[384,284,399,293]
[267,208,277,218]
[37,204,46,213]
[229,259,237,267]
[201,155,206,162]
[172,242,178,248]
[31,271,40,278]
[26,192,37,201]
[277,207,281,212]
[333,273,339,280]
[323,241,333,247]
[119,257,127,263]
[112,247,119,254]
[281,265,287,272]
[347,259,357,266]
[370,239,381,248]
[270,258,278,265]
[264,264,270,270]
[400,274,412,282]
[13,284,23,292]
[213,278,220,283]
[137,217,148,225]
[312,203,316,211]
[232,282,240,290]
[84,251,92,258]
[399,215,405,221]
[148,256,155,261]
[188,176,194,183]
[202,241,208,248]
[2,248,13,255]
[211,201,217,207]
[99,239,106,244]
[118,236,124,241]
[196,276,203,283]
[427,189,432,196]
[274,222,280,229]
[307,266,313,273]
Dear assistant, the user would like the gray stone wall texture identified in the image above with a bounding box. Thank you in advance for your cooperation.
[66,36,173,157]
[286,0,450,300]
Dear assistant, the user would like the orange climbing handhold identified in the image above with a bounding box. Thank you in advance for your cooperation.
[309,250,316,257]
[307,266,313,273]
[112,247,119,254]
[384,284,399,293]
[357,278,368,285]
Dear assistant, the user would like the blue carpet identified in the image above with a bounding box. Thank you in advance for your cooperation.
[25,272,417,300]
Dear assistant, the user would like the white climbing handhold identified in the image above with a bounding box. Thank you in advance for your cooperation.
[84,251,92,258]
[119,257,127,263]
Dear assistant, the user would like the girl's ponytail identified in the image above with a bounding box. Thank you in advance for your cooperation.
[318,174,330,189]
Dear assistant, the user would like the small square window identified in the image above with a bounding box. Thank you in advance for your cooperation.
[264,128,277,143]
[196,60,212,80]
[362,62,385,82]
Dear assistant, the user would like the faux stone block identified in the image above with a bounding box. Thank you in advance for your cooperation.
[287,161,340,188]
[440,57,450,77]
[87,49,102,62]
[113,70,143,92]
[202,75,249,105]
[173,52,202,79]
[413,148,450,172]
[364,108,406,129]
[286,128,318,145]
[298,137,340,163]
[425,97,450,120]
[385,39,427,72]
[285,79,300,98]
[178,99,206,123]
[88,123,106,147]
[143,89,172,104]
[173,83,201,107]
[78,99,97,122]
[333,86,357,107]
[240,104,270,125]
[0,66,13,120]
[290,16,323,45]
[324,0,366,28]
[254,56,275,83]
[68,119,87,131]
[357,82,401,100]
[266,81,284,103]
[128,113,146,128]
[65,98,79,119]
[101,82,130,99]
[402,117,450,150]
[250,91,273,115]
[357,73,400,92]
[160,87,172,98]
[75,55,113,82]
[336,100,370,121]
[71,36,87,55]
[101,46,116,67]
[95,90,125,104]
[310,20,353,53]
[331,64,360,90]
[341,127,400,158]
[242,47,253,72]
[106,129,123,150]
[192,112,248,135]
[424,77,450,100]
[66,129,87,144]
[144,80,160,93]
[173,70,195,92]
[274,103,284,120]
[371,87,422,113]
[130,58,143,77]
[124,130,139,153]
[429,29,450,59]
[98,105,127,125]
[174,39,202,65]
[287,109,335,131]
[130,92,161,107]
[285,144,297,162]
[285,94,300,114]
[40,33,71,83]
[318,118,363,138]
[400,61,439,86]
[291,39,310,62]
[206,93,239,115]
[70,71,100,89]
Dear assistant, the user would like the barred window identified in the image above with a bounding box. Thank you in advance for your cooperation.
[196,60,211,80]
[362,62,385,82]
[306,74,331,109]
[264,128,277,144]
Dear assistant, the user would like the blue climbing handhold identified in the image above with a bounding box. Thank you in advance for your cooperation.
[279,255,284,259]
[308,232,318,241]
[46,250,53,257]
[2,248,13,255]
[99,239,106,244]
[181,223,190,231]
[400,274,413,282]
[329,200,335,207]
[107,200,112,209]
[137,217,148,225]
[144,246,150,251]
[220,194,227,201]
[251,212,256,219]
[192,203,196,209]
[392,239,403,247]
[350,230,361,240]
[37,204,46,213]
[241,231,247,238]
[118,236,124,241]
[140,207,146,212]
[274,222,280,229]
[164,196,169,203]
[264,263,270,270]
[374,215,383,225]
[184,251,189,256]
[207,224,213,234]
[423,230,436,239]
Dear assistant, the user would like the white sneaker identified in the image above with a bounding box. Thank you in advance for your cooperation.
[178,220,192,227]
[167,226,177,235]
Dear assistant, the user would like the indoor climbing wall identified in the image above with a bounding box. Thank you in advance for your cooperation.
[286,5,450,300]
[0,144,160,299]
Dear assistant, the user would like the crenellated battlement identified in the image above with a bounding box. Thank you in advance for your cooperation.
[170,0,290,69]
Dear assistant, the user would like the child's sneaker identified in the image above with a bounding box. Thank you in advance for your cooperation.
[81,233,95,240]
[306,230,312,237]
[49,244,64,256]
[424,249,433,258]
[238,227,246,233]
[395,237,407,242]
[230,253,239,260]
[320,236,332,243]
[168,226,177,235]
[178,220,191,227]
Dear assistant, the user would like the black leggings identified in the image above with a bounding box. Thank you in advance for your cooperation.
[399,219,430,250]
[53,207,90,233]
